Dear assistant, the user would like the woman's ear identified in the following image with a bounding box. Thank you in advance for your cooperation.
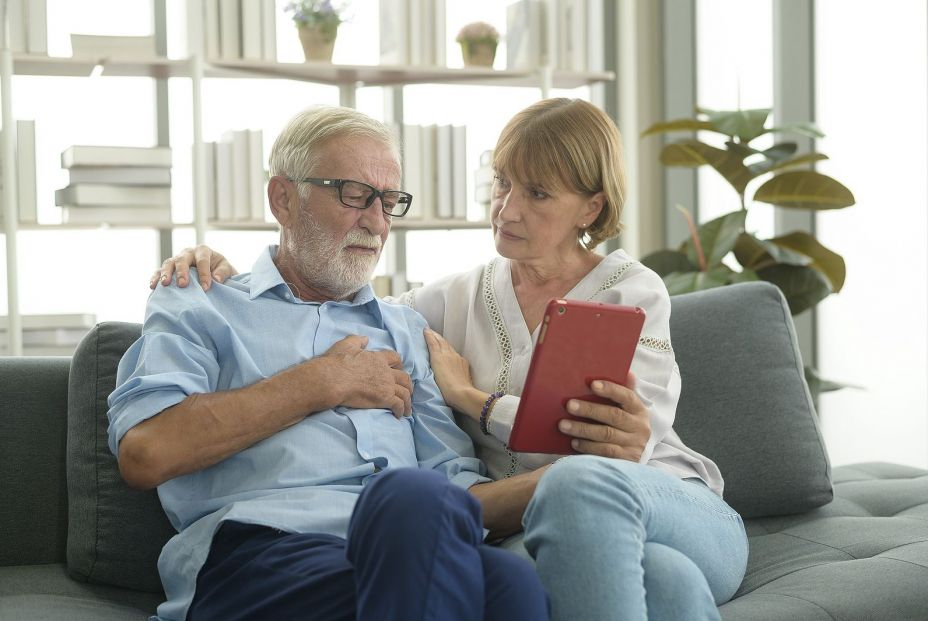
[584,191,606,226]
[268,176,298,226]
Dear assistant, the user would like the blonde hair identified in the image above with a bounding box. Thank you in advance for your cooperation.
[493,98,626,250]
[269,105,400,201]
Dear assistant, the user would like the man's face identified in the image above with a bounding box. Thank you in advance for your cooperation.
[284,136,400,299]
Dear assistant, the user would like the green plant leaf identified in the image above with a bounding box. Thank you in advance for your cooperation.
[661,140,754,195]
[663,269,728,295]
[768,231,847,292]
[698,107,771,142]
[751,152,830,176]
[729,268,760,283]
[757,264,833,315]
[761,142,798,162]
[682,210,746,267]
[804,366,863,399]
[767,122,825,139]
[733,232,812,270]
[753,170,855,209]
[640,249,697,277]
[641,118,716,137]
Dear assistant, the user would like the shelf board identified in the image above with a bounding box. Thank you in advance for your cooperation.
[17,219,491,232]
[11,54,614,89]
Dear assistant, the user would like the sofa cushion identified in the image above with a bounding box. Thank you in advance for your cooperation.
[669,281,832,518]
[0,356,70,567]
[0,563,161,621]
[720,462,928,620]
[67,322,174,593]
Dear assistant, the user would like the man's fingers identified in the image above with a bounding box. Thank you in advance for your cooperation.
[559,418,634,445]
[392,368,413,396]
[566,398,636,429]
[569,438,641,461]
[589,379,637,407]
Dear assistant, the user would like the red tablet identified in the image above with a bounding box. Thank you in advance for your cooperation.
[507,299,645,454]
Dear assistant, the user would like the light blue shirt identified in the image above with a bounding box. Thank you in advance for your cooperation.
[108,245,488,621]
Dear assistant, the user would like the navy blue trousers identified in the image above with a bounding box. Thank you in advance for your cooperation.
[187,469,549,621]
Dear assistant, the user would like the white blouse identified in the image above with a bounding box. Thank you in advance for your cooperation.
[392,249,724,496]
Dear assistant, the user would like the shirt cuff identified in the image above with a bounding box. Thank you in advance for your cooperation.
[487,394,518,445]
[107,390,188,457]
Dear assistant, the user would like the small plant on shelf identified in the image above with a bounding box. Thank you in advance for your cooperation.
[456,21,500,68]
[284,0,347,62]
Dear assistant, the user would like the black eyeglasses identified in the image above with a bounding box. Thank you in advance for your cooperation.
[295,178,414,217]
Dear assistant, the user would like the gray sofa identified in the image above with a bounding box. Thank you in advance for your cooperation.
[2,281,928,620]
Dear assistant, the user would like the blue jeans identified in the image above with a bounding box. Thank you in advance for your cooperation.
[188,469,549,621]
[500,456,748,621]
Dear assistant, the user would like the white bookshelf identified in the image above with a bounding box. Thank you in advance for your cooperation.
[0,1,614,355]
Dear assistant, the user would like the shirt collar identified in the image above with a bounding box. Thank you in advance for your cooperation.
[248,245,378,309]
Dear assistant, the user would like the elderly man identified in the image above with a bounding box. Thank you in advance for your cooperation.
[108,106,548,621]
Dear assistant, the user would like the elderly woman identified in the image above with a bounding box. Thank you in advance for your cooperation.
[154,98,748,620]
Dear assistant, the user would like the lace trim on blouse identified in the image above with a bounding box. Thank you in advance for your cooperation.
[396,288,417,310]
[481,259,521,478]
[589,259,673,355]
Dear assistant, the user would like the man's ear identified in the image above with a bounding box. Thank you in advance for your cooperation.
[268,176,298,226]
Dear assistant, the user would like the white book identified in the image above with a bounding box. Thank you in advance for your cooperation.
[260,0,277,61]
[61,145,172,168]
[26,0,47,54]
[20,327,92,347]
[240,0,262,60]
[450,125,467,220]
[219,0,242,60]
[215,139,234,221]
[16,120,37,224]
[506,0,545,70]
[202,142,218,221]
[379,0,409,65]
[558,0,586,71]
[68,166,172,185]
[420,125,437,220]
[56,183,172,207]
[543,0,557,67]
[222,130,250,220]
[204,0,222,59]
[408,0,425,66]
[586,0,604,73]
[61,205,173,225]
[434,124,453,219]
[401,124,422,218]
[247,129,266,221]
[0,312,95,330]
[70,34,157,58]
[8,0,27,52]
[185,0,205,56]
[432,0,446,66]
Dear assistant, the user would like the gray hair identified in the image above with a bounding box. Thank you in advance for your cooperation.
[269,105,401,201]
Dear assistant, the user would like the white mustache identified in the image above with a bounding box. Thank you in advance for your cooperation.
[342,230,382,250]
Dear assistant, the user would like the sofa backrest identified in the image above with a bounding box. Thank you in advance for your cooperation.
[669,281,833,518]
[57,281,834,593]
[0,356,71,567]
[66,321,172,594]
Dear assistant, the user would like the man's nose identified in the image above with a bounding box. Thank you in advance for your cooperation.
[358,198,389,235]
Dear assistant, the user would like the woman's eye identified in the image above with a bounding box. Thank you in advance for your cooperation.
[530,189,549,200]
[493,175,511,189]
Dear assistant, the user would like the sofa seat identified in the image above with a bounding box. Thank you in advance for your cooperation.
[722,462,928,620]
[0,563,161,620]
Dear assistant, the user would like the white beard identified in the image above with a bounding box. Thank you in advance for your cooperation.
[285,208,382,299]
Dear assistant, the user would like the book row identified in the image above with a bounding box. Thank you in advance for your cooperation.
[403,124,468,221]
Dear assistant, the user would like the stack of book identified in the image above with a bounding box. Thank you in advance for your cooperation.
[0,313,96,356]
[402,124,467,221]
[506,0,604,72]
[201,129,267,224]
[189,0,278,62]
[5,0,48,55]
[0,119,38,225]
[379,0,446,66]
[55,146,173,225]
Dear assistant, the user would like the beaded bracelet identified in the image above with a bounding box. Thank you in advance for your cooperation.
[479,391,505,436]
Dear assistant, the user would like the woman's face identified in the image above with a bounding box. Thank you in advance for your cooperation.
[490,171,601,264]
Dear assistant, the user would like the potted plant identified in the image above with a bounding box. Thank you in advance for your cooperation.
[284,0,346,63]
[456,21,499,68]
[640,107,856,395]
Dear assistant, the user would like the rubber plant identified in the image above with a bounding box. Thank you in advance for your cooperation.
[640,107,856,397]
